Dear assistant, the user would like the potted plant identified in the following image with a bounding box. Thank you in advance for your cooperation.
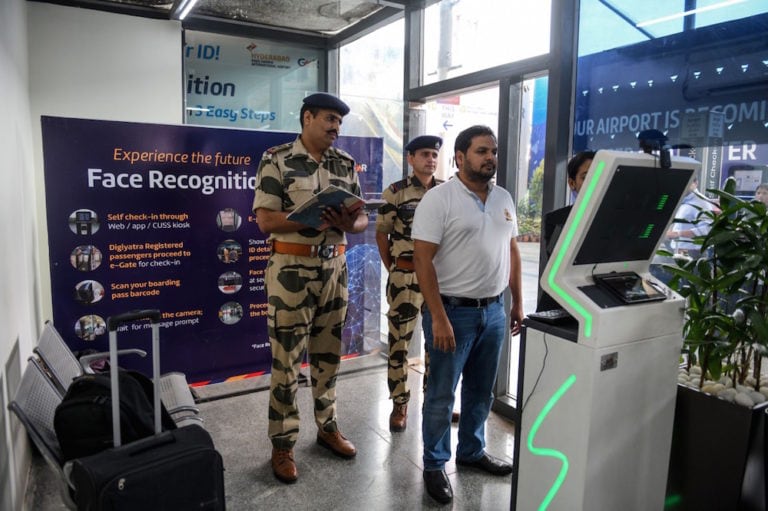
[661,177,768,511]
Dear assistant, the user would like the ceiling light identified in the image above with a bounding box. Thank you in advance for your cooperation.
[636,0,746,28]
[170,0,200,20]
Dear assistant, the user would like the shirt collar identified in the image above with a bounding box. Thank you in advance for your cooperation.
[293,136,334,160]
[409,174,437,189]
[452,172,495,194]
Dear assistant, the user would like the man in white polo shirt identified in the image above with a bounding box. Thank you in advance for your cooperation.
[412,125,523,504]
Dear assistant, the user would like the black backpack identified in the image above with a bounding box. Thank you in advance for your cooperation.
[54,370,176,461]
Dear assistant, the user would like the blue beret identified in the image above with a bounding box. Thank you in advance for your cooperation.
[405,135,442,153]
[302,93,350,116]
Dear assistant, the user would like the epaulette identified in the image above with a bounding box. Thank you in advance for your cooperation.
[261,141,294,160]
[389,178,410,193]
[330,146,355,164]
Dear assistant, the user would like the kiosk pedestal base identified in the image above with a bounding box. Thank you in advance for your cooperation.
[512,322,683,510]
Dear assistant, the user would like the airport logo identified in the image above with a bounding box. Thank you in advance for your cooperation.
[245,43,290,69]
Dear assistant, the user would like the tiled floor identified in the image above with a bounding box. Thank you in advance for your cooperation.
[25,359,517,510]
[25,243,544,510]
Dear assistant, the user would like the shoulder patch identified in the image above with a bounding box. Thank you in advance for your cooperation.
[389,178,410,193]
[330,146,355,164]
[262,141,293,158]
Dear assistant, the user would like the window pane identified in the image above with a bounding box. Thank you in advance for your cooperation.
[507,76,547,398]
[422,0,550,85]
[575,5,768,199]
[339,19,405,356]
[579,0,768,56]
[340,18,405,188]
[695,0,768,28]
[410,87,499,181]
[184,31,322,131]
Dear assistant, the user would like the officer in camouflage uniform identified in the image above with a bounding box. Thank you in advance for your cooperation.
[253,93,368,484]
[376,135,443,432]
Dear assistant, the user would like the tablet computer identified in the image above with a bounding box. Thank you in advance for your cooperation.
[593,272,666,304]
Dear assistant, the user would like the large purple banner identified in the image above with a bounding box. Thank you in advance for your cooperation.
[41,116,383,384]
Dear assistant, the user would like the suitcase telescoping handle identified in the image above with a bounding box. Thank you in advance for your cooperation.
[107,309,163,447]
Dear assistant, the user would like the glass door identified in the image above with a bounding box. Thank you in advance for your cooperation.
[496,75,549,418]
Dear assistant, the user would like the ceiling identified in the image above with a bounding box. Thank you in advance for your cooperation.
[36,0,410,43]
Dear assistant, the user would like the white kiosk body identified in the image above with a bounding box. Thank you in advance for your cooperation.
[513,150,700,510]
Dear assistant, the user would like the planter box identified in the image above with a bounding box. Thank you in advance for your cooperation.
[665,384,768,511]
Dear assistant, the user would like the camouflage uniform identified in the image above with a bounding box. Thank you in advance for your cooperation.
[376,174,442,405]
[253,136,361,450]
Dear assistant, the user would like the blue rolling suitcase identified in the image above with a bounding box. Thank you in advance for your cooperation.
[69,310,225,510]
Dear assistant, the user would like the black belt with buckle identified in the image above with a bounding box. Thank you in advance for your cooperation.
[440,294,501,308]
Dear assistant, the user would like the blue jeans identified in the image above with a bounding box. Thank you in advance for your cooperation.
[421,300,506,470]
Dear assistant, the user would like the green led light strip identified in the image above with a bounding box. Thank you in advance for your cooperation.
[640,223,655,239]
[527,374,577,511]
[546,161,606,338]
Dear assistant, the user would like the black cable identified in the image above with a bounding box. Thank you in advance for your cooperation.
[520,333,549,413]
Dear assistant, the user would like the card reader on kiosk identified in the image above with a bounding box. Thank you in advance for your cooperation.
[512,150,698,510]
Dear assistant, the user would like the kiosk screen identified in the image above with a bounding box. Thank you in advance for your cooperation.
[573,164,693,265]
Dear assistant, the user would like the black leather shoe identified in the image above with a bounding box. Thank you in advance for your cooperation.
[423,469,453,504]
[456,452,513,475]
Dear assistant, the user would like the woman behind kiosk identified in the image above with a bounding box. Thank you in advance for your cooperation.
[537,150,595,312]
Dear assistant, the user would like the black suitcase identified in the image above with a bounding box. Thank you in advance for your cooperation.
[69,310,225,511]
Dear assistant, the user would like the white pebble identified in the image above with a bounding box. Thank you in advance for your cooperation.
[735,393,755,408]
[749,392,765,404]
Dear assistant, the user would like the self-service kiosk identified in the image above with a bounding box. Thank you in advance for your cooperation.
[75,210,94,235]
[512,150,700,510]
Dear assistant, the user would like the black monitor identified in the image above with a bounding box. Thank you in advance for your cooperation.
[573,164,694,265]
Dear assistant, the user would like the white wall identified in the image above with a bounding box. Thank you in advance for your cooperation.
[0,1,37,508]
[27,2,183,325]
[0,3,182,509]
